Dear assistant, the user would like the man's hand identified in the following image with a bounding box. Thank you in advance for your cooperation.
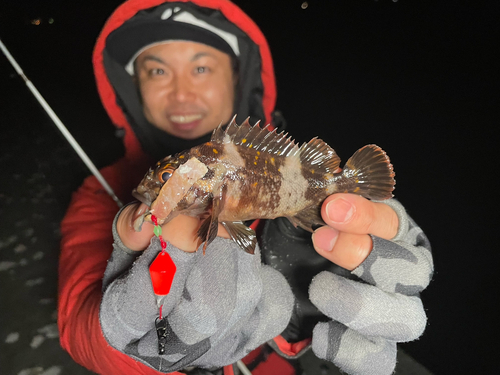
[116,202,229,252]
[312,193,399,269]
[308,194,433,375]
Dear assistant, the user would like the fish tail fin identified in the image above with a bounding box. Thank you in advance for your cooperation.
[332,144,395,200]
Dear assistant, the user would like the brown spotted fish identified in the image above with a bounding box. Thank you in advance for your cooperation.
[133,118,395,254]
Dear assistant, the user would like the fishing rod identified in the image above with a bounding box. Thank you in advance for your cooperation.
[2,39,253,375]
[0,38,123,208]
[2,35,257,375]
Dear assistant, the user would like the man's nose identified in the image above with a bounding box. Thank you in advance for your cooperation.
[169,77,195,102]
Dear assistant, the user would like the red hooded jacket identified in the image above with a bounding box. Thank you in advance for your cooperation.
[58,1,307,374]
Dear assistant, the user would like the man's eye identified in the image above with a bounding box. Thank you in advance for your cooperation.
[195,66,209,74]
[150,68,165,76]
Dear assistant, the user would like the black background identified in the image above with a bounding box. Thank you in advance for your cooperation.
[1,0,499,373]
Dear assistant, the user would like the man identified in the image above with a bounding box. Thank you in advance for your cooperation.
[58,1,433,374]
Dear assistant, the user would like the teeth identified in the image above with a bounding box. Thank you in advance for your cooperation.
[170,114,203,123]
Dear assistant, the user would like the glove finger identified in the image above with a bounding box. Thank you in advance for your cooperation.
[239,265,294,349]
[309,271,426,341]
[352,233,433,296]
[312,321,397,375]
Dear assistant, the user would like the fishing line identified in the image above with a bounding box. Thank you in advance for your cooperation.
[0,38,123,208]
[149,213,252,374]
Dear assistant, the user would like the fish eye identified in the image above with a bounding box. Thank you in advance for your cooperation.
[158,166,175,183]
[160,171,172,182]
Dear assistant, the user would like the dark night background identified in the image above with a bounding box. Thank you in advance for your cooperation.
[0,0,498,374]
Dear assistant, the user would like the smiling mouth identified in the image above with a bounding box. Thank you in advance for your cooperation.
[169,114,203,123]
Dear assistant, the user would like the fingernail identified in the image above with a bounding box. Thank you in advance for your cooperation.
[326,198,354,223]
[312,227,339,252]
[132,203,149,232]
[133,203,148,218]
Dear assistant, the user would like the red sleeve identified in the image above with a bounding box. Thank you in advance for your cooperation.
[57,158,180,375]
[56,156,287,375]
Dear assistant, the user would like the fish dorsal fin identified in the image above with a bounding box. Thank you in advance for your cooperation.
[213,117,300,157]
[211,115,237,143]
[237,120,262,146]
[232,117,253,144]
[250,123,273,147]
[225,116,239,138]
[249,127,298,156]
[298,138,341,174]
[264,131,287,153]
[211,121,225,143]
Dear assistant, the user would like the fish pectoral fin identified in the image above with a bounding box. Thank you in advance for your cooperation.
[197,195,224,255]
[197,181,228,254]
[287,205,326,233]
[197,214,216,254]
[222,221,257,255]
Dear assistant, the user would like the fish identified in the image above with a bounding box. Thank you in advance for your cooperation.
[132,117,395,255]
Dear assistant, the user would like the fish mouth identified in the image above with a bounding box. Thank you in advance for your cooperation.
[132,189,153,207]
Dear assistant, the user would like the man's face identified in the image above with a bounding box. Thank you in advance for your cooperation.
[135,41,235,140]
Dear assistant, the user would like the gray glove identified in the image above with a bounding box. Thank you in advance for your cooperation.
[100,213,294,373]
[309,200,433,375]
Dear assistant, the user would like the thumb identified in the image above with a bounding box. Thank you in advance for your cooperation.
[161,215,231,253]
[162,215,203,253]
[119,203,231,253]
[117,202,202,253]
[117,202,154,251]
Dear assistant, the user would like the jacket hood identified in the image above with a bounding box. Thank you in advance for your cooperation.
[93,0,276,160]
